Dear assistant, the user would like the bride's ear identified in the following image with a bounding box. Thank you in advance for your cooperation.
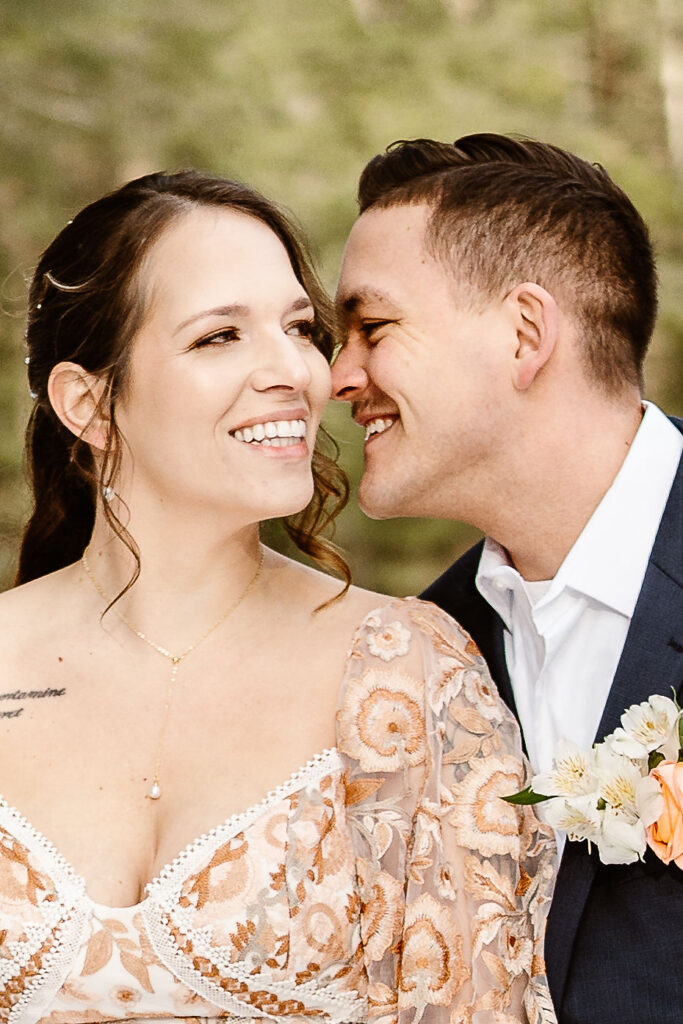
[47,362,110,451]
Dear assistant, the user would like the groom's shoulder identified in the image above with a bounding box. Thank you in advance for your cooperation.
[420,539,485,617]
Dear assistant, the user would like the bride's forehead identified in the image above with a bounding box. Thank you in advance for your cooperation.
[149,206,288,263]
[138,208,302,311]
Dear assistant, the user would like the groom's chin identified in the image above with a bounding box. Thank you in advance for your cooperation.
[358,476,402,521]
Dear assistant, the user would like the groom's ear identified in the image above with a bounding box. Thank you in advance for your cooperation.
[505,282,558,391]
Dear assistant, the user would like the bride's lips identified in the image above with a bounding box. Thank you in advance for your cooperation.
[228,408,310,457]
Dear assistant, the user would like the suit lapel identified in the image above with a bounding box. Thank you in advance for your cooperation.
[545,449,683,1007]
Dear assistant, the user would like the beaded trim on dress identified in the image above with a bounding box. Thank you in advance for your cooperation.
[0,800,90,1024]
[141,747,366,1023]
[145,746,342,897]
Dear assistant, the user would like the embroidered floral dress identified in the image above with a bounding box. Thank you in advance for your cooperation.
[0,600,556,1024]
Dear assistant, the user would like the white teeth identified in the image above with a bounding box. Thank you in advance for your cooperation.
[232,418,307,445]
[364,417,395,442]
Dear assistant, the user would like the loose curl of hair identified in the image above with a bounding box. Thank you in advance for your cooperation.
[17,170,350,600]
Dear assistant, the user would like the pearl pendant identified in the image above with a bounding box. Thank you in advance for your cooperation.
[149,782,161,799]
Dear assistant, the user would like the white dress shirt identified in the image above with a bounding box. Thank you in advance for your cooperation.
[476,404,682,788]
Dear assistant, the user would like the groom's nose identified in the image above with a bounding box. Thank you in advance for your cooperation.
[331,338,370,401]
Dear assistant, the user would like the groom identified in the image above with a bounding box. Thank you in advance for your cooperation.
[331,133,683,1023]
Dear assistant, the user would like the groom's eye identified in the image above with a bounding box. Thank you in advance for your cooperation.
[361,319,393,341]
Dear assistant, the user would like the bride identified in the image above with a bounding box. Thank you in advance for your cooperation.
[0,170,556,1023]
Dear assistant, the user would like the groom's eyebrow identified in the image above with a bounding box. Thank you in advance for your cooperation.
[337,286,395,317]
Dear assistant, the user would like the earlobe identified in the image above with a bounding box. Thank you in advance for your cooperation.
[508,283,558,391]
[47,362,110,450]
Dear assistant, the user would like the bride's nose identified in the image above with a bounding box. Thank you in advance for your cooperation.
[250,331,313,393]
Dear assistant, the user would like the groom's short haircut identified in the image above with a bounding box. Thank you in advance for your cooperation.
[357,134,657,394]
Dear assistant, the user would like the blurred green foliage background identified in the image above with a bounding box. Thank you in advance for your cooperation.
[1,0,681,594]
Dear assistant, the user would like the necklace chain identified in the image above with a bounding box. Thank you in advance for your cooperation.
[81,546,264,799]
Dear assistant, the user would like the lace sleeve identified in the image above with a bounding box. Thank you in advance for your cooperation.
[336,599,557,1024]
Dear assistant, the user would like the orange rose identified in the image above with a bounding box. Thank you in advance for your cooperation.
[646,760,683,868]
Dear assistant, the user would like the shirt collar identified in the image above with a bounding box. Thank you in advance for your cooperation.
[476,403,682,620]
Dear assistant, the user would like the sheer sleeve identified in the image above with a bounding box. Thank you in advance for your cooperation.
[336,599,557,1024]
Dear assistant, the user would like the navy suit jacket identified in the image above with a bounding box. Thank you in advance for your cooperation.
[421,420,683,1024]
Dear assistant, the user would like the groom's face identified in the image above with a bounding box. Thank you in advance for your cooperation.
[333,203,511,522]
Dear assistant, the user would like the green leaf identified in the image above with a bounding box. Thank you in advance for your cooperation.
[502,786,550,806]
[649,750,666,771]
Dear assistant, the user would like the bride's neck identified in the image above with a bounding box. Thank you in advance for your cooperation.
[83,513,264,641]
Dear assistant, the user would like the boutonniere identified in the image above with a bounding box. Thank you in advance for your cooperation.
[505,694,683,868]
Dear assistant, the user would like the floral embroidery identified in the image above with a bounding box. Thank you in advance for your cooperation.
[398,893,469,1009]
[0,600,556,1024]
[340,600,557,1024]
[449,755,527,860]
[366,620,411,662]
[337,666,426,773]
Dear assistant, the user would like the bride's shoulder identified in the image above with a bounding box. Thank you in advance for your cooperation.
[0,565,80,646]
[342,592,478,657]
[267,552,480,673]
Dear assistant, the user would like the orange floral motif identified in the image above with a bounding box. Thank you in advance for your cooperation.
[109,985,141,1006]
[0,828,52,911]
[463,667,506,723]
[398,893,469,1010]
[356,858,404,962]
[337,666,426,773]
[366,619,412,662]
[184,835,252,911]
[449,755,527,859]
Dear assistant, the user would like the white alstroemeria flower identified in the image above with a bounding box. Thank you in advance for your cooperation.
[597,809,647,865]
[544,794,602,843]
[608,694,680,759]
[593,745,645,822]
[635,773,665,829]
[532,739,596,798]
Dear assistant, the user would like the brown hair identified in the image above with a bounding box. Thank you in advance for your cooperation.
[18,170,349,593]
[358,133,657,392]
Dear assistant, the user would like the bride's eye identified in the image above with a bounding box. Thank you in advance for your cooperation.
[192,327,240,349]
[286,319,316,341]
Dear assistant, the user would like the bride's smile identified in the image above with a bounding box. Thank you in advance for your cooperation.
[110,206,332,527]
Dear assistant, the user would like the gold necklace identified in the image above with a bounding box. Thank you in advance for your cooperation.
[81,546,264,800]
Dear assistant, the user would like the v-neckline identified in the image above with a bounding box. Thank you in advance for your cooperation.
[0,746,342,911]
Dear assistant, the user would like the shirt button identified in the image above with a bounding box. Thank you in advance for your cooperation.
[492,578,507,591]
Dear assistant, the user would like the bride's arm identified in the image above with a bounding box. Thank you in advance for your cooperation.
[337,598,557,1024]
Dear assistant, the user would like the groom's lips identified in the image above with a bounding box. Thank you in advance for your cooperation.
[353,408,400,444]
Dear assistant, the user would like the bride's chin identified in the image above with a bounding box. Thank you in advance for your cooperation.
[254,482,316,522]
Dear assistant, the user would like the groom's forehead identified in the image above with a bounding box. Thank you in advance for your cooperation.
[335,204,444,311]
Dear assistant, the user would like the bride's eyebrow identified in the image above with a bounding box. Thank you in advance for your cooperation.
[174,296,313,336]
[174,304,250,335]
[286,297,315,315]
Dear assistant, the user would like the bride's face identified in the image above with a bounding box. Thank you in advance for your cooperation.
[112,206,332,525]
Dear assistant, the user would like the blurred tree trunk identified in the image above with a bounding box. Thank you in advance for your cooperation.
[657,0,683,174]
[585,0,669,162]
[442,0,494,22]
